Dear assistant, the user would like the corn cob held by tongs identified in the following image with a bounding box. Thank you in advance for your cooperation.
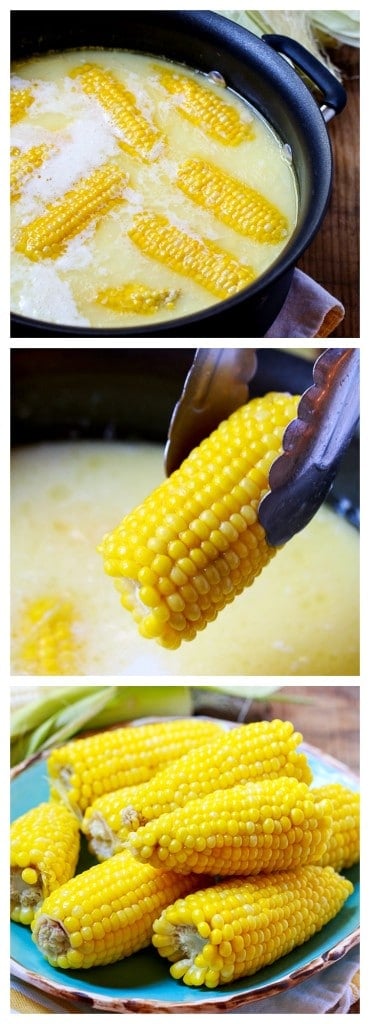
[100,349,359,648]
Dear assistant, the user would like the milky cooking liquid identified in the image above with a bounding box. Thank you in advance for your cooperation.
[11,441,359,676]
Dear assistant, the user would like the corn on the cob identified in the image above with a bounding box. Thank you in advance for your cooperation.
[99,392,299,649]
[127,778,332,875]
[152,866,354,987]
[177,159,289,244]
[10,87,34,125]
[10,802,80,925]
[154,64,254,145]
[70,63,164,161]
[128,212,255,300]
[86,720,312,853]
[10,144,51,202]
[47,717,223,818]
[312,783,360,870]
[15,161,127,261]
[31,849,202,969]
[96,281,180,315]
[17,596,81,675]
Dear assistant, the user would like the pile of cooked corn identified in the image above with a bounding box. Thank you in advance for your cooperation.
[10,717,359,989]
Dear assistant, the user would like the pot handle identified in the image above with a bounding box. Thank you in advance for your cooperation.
[262,34,347,121]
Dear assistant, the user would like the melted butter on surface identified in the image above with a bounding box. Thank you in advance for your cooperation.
[11,49,298,328]
[11,441,359,676]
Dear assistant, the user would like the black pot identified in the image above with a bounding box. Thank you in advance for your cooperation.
[11,347,359,527]
[10,10,346,339]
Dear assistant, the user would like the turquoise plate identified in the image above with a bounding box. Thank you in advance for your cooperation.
[10,738,359,1012]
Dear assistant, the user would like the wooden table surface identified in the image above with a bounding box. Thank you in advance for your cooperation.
[259,684,359,775]
[298,46,360,339]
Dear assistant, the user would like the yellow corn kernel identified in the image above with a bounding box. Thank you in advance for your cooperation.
[177,159,289,244]
[15,161,126,261]
[99,392,299,648]
[108,719,313,849]
[96,281,180,315]
[154,65,254,145]
[312,783,360,870]
[18,596,81,675]
[47,717,224,818]
[128,212,255,299]
[127,777,332,875]
[11,87,34,125]
[31,849,202,968]
[10,802,80,925]
[152,866,354,987]
[70,63,164,161]
[11,144,51,202]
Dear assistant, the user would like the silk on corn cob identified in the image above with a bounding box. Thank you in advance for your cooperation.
[99,391,299,649]
[127,777,332,875]
[153,64,254,145]
[10,144,51,202]
[312,783,360,870]
[70,63,165,161]
[47,717,223,818]
[128,211,255,300]
[96,281,180,315]
[176,158,289,244]
[17,596,81,675]
[10,87,34,125]
[10,802,80,925]
[31,849,203,969]
[152,866,354,987]
[83,719,312,856]
[15,161,127,261]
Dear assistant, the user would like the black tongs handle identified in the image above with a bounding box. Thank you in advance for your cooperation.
[164,348,257,476]
[258,348,360,546]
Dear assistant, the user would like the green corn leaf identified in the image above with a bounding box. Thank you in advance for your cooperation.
[10,685,193,765]
[10,686,103,739]
[28,687,119,752]
[85,686,192,729]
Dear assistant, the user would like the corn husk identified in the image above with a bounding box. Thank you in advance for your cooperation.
[217,10,360,79]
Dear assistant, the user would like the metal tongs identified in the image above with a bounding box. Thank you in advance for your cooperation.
[164,347,359,546]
